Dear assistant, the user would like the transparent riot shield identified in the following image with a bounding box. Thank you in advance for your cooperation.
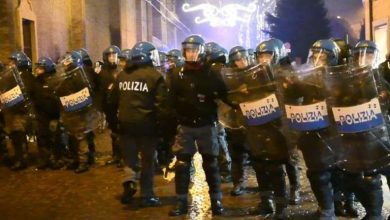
[217,101,245,130]
[324,64,390,172]
[220,64,283,127]
[281,65,330,131]
[279,65,340,170]
[46,64,100,139]
[0,67,33,116]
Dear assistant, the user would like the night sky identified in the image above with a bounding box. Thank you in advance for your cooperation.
[176,0,364,49]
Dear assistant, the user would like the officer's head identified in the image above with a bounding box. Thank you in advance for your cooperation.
[118,49,132,70]
[35,57,56,77]
[353,40,379,68]
[167,49,184,69]
[76,48,93,67]
[8,51,32,71]
[103,45,121,66]
[307,39,340,67]
[229,46,249,69]
[61,51,83,71]
[204,42,228,65]
[255,38,287,66]
[182,35,205,63]
[131,41,160,67]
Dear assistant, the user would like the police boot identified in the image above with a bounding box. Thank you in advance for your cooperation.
[0,137,11,166]
[10,132,28,171]
[361,176,383,220]
[105,156,120,166]
[334,200,346,216]
[74,163,89,174]
[169,198,188,216]
[106,138,121,165]
[230,183,244,196]
[87,152,95,165]
[286,162,301,205]
[50,159,64,170]
[140,197,161,207]
[249,196,275,216]
[211,199,224,215]
[121,181,137,204]
[66,160,79,170]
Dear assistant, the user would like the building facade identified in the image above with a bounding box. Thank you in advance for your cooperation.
[364,0,390,61]
[0,0,189,64]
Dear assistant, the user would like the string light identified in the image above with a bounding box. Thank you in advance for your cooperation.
[182,1,257,27]
[144,0,191,34]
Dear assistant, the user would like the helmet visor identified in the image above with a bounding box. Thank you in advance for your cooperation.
[150,49,161,67]
[182,43,204,62]
[353,48,379,68]
[307,49,330,67]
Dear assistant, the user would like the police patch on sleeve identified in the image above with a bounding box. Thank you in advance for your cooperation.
[60,87,92,112]
[0,86,25,108]
[332,98,384,133]
[285,101,330,131]
[239,93,282,126]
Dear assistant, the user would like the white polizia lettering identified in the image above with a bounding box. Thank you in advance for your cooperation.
[332,98,384,132]
[245,104,276,119]
[0,86,24,107]
[119,81,149,92]
[338,109,377,125]
[60,87,91,110]
[286,101,328,123]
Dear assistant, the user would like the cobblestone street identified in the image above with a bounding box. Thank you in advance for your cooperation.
[0,130,389,220]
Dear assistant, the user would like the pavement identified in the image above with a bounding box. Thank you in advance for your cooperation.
[0,129,389,220]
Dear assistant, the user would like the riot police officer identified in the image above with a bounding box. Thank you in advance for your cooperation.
[0,61,10,166]
[347,40,390,220]
[168,35,226,216]
[166,49,185,71]
[99,45,122,166]
[55,51,99,174]
[2,51,35,170]
[299,39,343,219]
[32,57,63,169]
[112,41,168,207]
[0,112,9,166]
[227,46,289,219]
[255,38,302,205]
[204,42,232,183]
[118,49,132,71]
[76,48,99,165]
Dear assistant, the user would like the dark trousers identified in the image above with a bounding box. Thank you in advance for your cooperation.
[120,134,158,197]
[226,128,247,186]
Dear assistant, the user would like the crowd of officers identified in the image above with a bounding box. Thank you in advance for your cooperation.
[1,34,390,220]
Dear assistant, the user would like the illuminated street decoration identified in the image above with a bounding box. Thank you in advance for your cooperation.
[239,0,276,48]
[182,1,257,27]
